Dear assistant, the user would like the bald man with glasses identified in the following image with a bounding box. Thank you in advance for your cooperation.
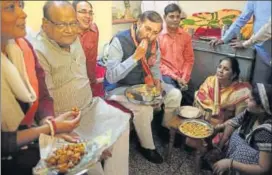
[34,1,130,175]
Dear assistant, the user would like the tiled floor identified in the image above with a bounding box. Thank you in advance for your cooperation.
[128,113,213,175]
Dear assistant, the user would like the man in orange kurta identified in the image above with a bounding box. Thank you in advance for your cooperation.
[159,3,195,105]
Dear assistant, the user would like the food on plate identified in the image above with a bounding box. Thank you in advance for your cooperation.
[179,121,213,138]
[134,85,160,97]
[126,84,162,103]
[126,92,135,99]
[46,143,86,173]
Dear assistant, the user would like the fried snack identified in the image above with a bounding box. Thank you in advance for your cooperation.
[46,143,86,173]
[151,86,160,96]
[72,107,79,112]
[179,121,212,138]
[126,92,135,99]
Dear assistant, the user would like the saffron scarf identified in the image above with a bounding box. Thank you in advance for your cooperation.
[130,24,157,86]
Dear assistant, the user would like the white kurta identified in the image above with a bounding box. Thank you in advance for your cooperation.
[34,31,130,149]
[35,31,130,175]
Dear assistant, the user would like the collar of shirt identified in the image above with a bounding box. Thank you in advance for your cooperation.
[80,23,98,36]
[161,26,184,37]
[39,30,60,49]
[38,29,79,54]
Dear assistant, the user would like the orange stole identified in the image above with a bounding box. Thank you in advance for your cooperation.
[130,25,156,86]
[16,38,39,126]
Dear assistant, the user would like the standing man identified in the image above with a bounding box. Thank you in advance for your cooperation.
[210,1,271,84]
[159,3,195,105]
[72,1,105,97]
[230,17,271,49]
[34,2,130,174]
[105,11,182,164]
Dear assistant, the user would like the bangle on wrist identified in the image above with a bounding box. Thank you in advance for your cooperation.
[40,116,54,125]
[229,159,234,171]
[45,119,55,137]
[48,118,57,135]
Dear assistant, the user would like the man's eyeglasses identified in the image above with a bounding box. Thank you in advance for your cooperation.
[77,10,94,16]
[45,18,79,30]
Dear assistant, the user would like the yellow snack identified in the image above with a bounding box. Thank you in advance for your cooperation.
[72,107,79,112]
[179,121,212,138]
[46,143,86,173]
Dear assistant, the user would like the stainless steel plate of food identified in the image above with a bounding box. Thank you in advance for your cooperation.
[178,119,214,139]
[125,84,162,105]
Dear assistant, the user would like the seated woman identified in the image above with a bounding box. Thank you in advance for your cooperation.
[212,83,272,175]
[187,57,251,150]
[1,1,80,174]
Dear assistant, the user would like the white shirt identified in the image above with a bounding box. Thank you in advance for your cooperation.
[243,17,271,47]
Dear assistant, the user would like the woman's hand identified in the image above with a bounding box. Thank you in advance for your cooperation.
[213,159,231,175]
[215,119,232,132]
[55,132,80,143]
[54,111,81,134]
[15,111,80,148]
[214,123,225,133]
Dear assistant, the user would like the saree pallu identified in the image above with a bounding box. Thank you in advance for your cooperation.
[195,76,251,123]
[194,76,251,143]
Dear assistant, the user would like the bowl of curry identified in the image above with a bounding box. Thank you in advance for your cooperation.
[178,119,214,139]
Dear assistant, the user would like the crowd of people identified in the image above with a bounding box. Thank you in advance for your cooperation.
[1,1,271,175]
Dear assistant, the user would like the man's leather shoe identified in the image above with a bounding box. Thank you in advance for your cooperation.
[140,148,163,164]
